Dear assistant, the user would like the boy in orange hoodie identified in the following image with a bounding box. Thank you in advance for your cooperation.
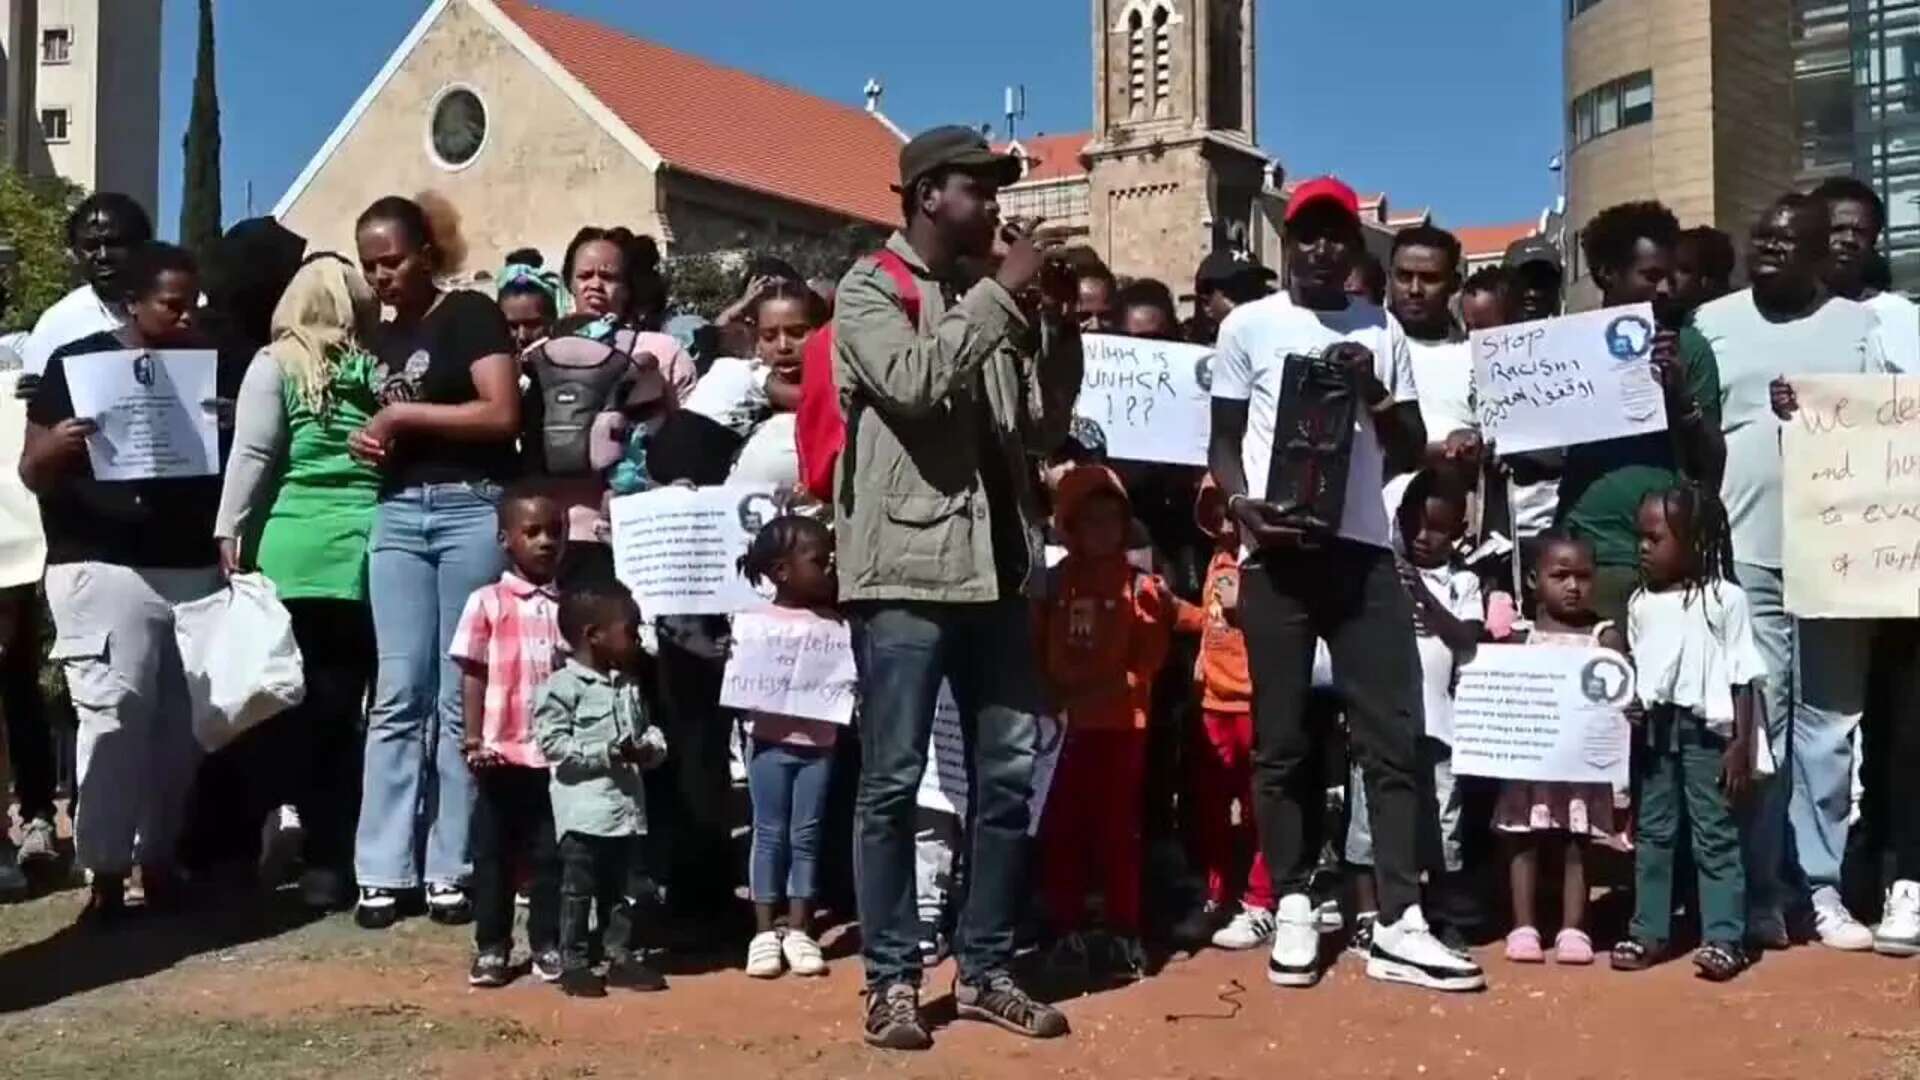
[1181,478,1278,951]
[1037,466,1173,977]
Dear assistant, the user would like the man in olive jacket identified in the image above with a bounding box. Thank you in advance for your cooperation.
[833,126,1082,1052]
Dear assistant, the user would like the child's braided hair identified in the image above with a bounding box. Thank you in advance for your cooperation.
[1641,479,1734,608]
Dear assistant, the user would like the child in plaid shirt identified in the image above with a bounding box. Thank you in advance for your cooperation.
[451,483,567,987]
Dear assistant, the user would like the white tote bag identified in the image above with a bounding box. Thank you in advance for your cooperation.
[173,572,306,751]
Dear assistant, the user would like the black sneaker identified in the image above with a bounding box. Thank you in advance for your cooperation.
[606,957,668,992]
[531,948,564,983]
[558,967,606,998]
[1346,912,1376,959]
[863,982,932,1051]
[78,878,128,930]
[468,949,512,988]
[426,884,473,926]
[355,887,399,930]
[953,971,1069,1039]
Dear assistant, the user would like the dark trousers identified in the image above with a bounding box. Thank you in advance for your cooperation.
[848,599,1044,991]
[1,584,53,823]
[1239,541,1424,921]
[1869,623,1920,883]
[653,623,736,914]
[1632,706,1745,945]
[559,831,642,972]
[472,765,560,955]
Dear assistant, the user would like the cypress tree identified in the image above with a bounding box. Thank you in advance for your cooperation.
[178,0,222,257]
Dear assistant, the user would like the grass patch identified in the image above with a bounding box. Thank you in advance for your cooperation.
[2,1001,534,1080]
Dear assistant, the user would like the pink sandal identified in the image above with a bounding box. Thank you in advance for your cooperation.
[1505,926,1545,963]
[1554,928,1594,965]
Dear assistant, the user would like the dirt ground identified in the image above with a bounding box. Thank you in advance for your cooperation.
[5,875,1920,1080]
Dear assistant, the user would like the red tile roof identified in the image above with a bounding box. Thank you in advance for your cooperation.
[1001,133,1092,184]
[495,0,904,227]
[1456,221,1539,258]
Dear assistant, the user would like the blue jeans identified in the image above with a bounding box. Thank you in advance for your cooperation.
[1733,562,1871,916]
[747,740,835,904]
[850,600,1043,991]
[355,482,506,890]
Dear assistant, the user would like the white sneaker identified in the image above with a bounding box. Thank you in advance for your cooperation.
[1875,880,1920,957]
[1813,887,1875,952]
[258,804,305,887]
[1213,903,1277,950]
[782,929,828,976]
[1266,893,1321,988]
[745,930,785,978]
[1367,904,1487,992]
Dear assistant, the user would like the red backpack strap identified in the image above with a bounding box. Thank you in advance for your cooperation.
[871,249,923,326]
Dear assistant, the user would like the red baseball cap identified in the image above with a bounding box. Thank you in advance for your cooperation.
[1285,176,1361,224]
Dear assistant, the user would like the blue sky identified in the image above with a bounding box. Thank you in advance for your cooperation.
[156,0,1564,235]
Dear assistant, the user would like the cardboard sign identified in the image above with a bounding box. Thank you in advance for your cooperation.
[1472,304,1666,454]
[1783,374,1920,617]
[720,609,858,725]
[1450,644,1634,786]
[1075,334,1214,466]
[610,484,776,617]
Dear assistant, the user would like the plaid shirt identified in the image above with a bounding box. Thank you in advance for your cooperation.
[449,571,563,767]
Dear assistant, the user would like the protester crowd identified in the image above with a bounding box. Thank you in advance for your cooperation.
[2,123,1919,1052]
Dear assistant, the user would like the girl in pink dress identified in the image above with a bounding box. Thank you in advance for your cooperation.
[1494,531,1624,965]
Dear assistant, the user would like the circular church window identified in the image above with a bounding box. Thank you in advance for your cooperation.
[428,87,488,170]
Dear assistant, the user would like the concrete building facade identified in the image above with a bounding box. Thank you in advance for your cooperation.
[0,0,161,215]
[276,0,902,278]
[1562,0,1796,308]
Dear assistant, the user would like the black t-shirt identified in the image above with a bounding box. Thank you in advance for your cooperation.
[371,289,517,491]
[29,331,239,567]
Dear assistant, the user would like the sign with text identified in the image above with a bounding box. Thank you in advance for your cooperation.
[1472,304,1666,455]
[1783,374,1920,617]
[1450,644,1634,786]
[1074,334,1213,466]
[609,484,776,617]
[720,609,858,725]
[916,682,1062,835]
[63,349,220,480]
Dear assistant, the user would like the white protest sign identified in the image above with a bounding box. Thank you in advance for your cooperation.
[1075,334,1213,466]
[916,682,1062,835]
[1450,644,1634,786]
[1783,374,1920,617]
[1472,303,1666,455]
[720,609,858,724]
[0,370,46,588]
[610,484,776,617]
[63,349,219,480]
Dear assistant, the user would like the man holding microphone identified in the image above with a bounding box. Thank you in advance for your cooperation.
[832,126,1082,1051]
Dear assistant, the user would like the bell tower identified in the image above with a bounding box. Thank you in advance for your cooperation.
[1087,0,1267,290]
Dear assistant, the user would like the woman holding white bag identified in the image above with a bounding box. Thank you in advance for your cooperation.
[214,254,384,910]
[20,242,237,922]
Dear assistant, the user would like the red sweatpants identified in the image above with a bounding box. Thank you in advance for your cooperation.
[1188,709,1274,910]
[1041,727,1147,934]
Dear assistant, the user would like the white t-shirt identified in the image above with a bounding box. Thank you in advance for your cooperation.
[1694,290,1888,569]
[1406,337,1477,442]
[20,284,123,376]
[1866,291,1920,374]
[1212,293,1418,549]
[1413,562,1483,744]
[1627,580,1768,736]
[682,356,769,436]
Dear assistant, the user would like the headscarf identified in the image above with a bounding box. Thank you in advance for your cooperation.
[264,255,380,418]
[497,261,569,317]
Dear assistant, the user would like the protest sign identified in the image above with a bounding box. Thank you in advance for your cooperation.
[0,370,45,588]
[1075,334,1213,466]
[1783,374,1920,617]
[916,682,1062,834]
[63,349,220,480]
[1472,303,1666,455]
[720,609,858,725]
[1450,644,1634,787]
[610,484,776,617]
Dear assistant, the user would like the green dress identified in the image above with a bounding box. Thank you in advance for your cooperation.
[255,352,382,601]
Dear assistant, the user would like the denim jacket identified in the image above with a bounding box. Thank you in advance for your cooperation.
[533,659,666,838]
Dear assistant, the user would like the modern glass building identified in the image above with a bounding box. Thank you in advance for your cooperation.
[1796,0,1920,294]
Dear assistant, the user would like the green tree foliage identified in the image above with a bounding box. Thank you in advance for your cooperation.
[0,169,82,332]
[178,0,223,260]
[664,224,886,319]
